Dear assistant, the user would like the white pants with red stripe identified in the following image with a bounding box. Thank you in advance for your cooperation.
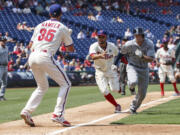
[21,51,71,117]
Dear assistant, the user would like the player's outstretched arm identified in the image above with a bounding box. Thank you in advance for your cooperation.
[142,55,154,62]
[90,51,107,60]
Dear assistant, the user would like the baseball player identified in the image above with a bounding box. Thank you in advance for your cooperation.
[20,4,75,127]
[89,30,121,113]
[0,37,8,101]
[113,37,136,95]
[156,39,179,96]
[121,27,155,114]
[175,40,180,79]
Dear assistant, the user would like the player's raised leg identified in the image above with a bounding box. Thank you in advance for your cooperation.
[109,75,122,113]
[127,65,138,94]
[95,73,121,113]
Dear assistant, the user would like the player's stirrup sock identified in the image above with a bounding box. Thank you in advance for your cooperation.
[172,82,179,94]
[160,83,164,96]
[104,93,118,107]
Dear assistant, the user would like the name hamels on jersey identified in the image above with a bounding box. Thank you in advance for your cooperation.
[156,48,175,64]
[41,21,61,29]
[31,19,72,55]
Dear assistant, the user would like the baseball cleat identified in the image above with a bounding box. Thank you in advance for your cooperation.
[51,114,71,127]
[129,109,137,115]
[20,112,35,127]
[114,104,121,113]
[172,93,180,96]
[0,96,6,101]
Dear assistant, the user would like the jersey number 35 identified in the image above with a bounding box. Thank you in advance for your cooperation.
[38,28,56,42]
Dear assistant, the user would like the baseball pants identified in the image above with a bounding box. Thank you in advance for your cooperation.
[158,71,176,83]
[0,66,8,97]
[22,51,71,116]
[127,64,149,111]
[95,69,120,95]
[158,65,176,82]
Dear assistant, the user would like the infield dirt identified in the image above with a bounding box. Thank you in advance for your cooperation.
[0,91,180,135]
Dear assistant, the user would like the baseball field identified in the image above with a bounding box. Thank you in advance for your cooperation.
[0,84,180,135]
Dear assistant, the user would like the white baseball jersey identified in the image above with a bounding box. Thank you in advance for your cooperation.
[156,47,175,74]
[156,48,175,64]
[89,42,119,72]
[31,19,73,55]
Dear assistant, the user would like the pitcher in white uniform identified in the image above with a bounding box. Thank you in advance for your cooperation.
[156,39,179,96]
[89,30,121,113]
[20,4,75,127]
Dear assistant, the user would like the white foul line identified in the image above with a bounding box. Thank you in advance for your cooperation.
[47,95,176,135]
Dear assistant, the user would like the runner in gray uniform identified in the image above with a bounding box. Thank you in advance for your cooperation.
[0,37,8,101]
[121,27,155,114]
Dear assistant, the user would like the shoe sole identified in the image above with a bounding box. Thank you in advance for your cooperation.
[114,111,121,113]
[21,114,35,127]
[52,119,71,127]
[129,110,137,115]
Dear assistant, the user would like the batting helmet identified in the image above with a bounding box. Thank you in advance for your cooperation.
[133,27,144,35]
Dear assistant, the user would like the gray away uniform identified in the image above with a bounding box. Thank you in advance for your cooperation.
[121,38,155,111]
[0,45,8,98]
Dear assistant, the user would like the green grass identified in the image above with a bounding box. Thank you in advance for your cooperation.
[0,84,179,123]
[112,98,180,125]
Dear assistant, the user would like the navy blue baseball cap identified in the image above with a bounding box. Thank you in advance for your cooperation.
[97,30,107,36]
[49,4,62,17]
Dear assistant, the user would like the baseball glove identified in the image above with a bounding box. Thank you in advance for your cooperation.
[164,60,173,65]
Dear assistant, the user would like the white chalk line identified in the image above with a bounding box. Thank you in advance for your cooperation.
[46,95,177,135]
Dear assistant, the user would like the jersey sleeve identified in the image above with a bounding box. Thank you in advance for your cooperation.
[89,44,97,56]
[121,41,131,54]
[62,26,73,46]
[147,40,155,58]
